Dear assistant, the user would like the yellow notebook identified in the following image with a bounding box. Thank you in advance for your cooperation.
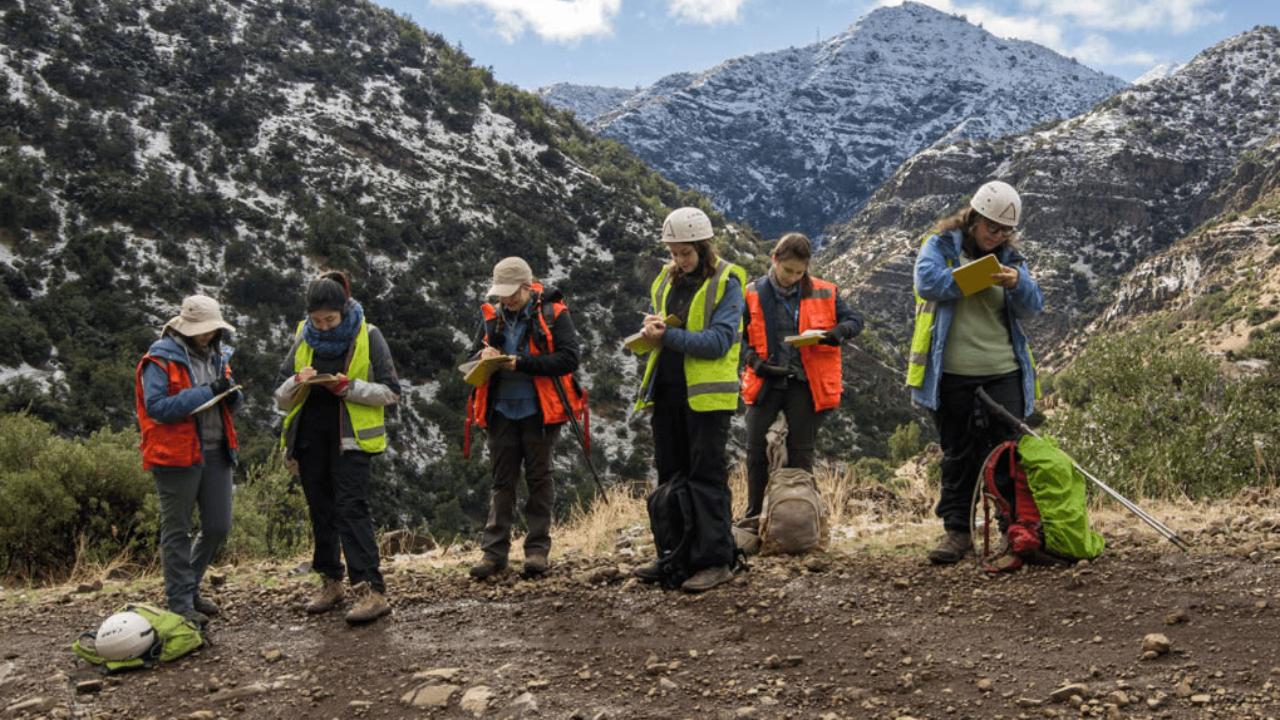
[951,254,1001,296]
[459,355,516,387]
[623,315,682,355]
[783,329,827,347]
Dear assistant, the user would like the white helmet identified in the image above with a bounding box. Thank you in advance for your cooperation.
[95,611,155,661]
[660,207,714,243]
[970,181,1022,227]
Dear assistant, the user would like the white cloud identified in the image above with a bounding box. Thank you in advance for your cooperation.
[1068,34,1159,67]
[877,0,1063,49]
[667,0,746,25]
[1017,0,1223,34]
[430,0,622,43]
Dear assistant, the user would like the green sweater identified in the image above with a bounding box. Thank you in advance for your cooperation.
[942,254,1018,376]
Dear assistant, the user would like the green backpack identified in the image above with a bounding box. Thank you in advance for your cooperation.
[72,603,205,673]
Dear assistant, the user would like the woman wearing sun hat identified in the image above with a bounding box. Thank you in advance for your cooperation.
[909,180,1044,565]
[135,294,242,626]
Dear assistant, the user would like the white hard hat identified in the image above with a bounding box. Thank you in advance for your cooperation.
[660,207,715,243]
[95,611,155,661]
[970,181,1022,227]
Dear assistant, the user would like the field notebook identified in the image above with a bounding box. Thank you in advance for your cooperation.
[623,315,682,354]
[951,254,1001,296]
[783,329,827,347]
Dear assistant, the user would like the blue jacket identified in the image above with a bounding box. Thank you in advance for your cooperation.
[141,334,243,458]
[912,229,1043,417]
[659,276,744,359]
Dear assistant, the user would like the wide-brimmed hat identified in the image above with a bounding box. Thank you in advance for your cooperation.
[486,257,533,298]
[163,295,235,337]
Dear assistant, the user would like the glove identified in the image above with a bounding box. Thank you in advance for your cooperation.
[210,377,232,396]
[819,328,844,346]
[757,362,792,377]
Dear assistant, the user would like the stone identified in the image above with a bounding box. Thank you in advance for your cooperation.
[460,686,494,716]
[1106,690,1130,707]
[401,684,459,708]
[1173,681,1194,698]
[500,692,538,719]
[208,573,227,587]
[976,678,993,692]
[75,580,102,594]
[1189,694,1211,705]
[1163,607,1189,625]
[1141,633,1170,655]
[75,679,104,694]
[261,649,283,663]
[1016,697,1043,707]
[4,697,49,715]
[1049,683,1089,703]
[658,677,677,691]
[413,667,462,682]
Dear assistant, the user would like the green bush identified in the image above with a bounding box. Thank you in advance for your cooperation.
[224,456,310,561]
[888,422,924,465]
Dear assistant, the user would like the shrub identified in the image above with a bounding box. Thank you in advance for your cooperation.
[223,455,311,561]
[888,422,924,465]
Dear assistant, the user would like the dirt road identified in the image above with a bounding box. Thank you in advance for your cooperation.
[2,524,1279,720]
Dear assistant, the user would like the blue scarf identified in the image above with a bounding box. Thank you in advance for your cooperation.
[302,299,364,359]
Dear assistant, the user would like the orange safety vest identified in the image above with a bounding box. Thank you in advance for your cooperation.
[464,287,587,457]
[134,355,238,471]
[742,276,843,412]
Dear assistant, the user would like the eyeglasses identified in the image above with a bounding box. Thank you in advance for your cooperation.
[983,219,1017,237]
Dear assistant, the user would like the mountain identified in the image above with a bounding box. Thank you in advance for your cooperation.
[535,83,636,124]
[0,0,767,533]
[1133,62,1183,85]
[820,26,1280,369]
[540,1,1126,239]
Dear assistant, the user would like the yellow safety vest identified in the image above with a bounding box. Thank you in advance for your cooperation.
[906,234,950,388]
[635,259,747,412]
[281,320,387,454]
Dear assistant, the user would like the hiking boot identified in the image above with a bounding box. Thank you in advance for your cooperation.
[344,582,390,625]
[304,577,345,614]
[632,560,662,583]
[180,609,210,627]
[985,552,1023,574]
[927,530,973,565]
[522,553,549,579]
[680,565,733,593]
[469,557,507,580]
[193,595,221,617]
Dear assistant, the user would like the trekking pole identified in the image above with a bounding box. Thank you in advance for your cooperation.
[974,388,1191,552]
[550,378,609,505]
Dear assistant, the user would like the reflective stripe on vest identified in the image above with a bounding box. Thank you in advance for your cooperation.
[467,286,585,429]
[135,355,238,471]
[280,320,386,454]
[635,259,747,413]
[906,233,951,388]
[742,276,843,411]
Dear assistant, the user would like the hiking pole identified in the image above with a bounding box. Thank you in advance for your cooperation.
[974,388,1192,552]
[550,378,609,505]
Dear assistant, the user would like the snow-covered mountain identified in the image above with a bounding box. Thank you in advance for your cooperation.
[820,26,1280,368]
[0,0,766,531]
[536,83,636,124]
[541,1,1126,239]
[1134,62,1183,85]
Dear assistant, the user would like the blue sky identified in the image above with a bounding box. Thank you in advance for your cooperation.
[374,0,1277,89]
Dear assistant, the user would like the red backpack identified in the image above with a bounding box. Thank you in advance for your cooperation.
[973,441,1043,572]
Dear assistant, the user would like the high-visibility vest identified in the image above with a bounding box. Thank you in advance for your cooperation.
[635,259,747,413]
[281,320,387,454]
[742,276,843,411]
[135,355,238,471]
[907,234,950,388]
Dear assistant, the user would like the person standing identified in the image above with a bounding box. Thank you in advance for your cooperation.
[741,232,863,521]
[632,207,747,593]
[274,271,401,624]
[909,181,1044,564]
[465,257,583,581]
[135,295,242,626]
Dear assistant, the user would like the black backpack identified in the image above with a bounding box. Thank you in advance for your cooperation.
[646,473,696,589]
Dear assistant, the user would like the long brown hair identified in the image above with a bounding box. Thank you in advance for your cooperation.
[933,208,1019,252]
[667,240,720,282]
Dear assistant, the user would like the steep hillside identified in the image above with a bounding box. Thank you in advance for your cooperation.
[0,0,767,532]
[535,82,635,124]
[821,26,1280,368]
[542,1,1125,239]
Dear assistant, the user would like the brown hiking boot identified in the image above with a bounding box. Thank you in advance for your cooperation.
[193,595,221,617]
[522,553,549,579]
[681,565,733,593]
[632,560,662,583]
[304,577,344,614]
[344,582,390,625]
[469,557,507,580]
[927,530,973,565]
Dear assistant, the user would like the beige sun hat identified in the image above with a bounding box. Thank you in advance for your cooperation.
[486,257,534,298]
[163,295,235,336]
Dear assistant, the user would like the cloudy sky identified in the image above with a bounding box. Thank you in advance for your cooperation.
[375,0,1275,89]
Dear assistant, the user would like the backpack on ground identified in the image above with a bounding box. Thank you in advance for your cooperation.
[72,603,205,673]
[646,473,696,589]
[759,467,829,555]
[974,437,1105,572]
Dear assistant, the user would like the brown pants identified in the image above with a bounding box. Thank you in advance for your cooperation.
[482,413,561,562]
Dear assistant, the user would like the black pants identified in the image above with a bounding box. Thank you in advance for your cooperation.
[744,379,825,518]
[932,371,1024,532]
[297,444,385,593]
[651,399,735,570]
[482,413,560,562]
